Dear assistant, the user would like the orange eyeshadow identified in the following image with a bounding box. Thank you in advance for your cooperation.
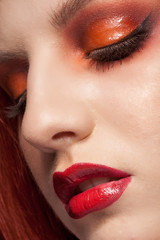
[82,16,139,52]
[6,72,27,99]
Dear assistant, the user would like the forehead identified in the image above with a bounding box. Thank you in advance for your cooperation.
[0,1,47,52]
[0,0,92,50]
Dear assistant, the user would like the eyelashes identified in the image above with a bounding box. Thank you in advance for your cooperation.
[5,13,152,119]
[85,13,151,71]
[5,90,27,119]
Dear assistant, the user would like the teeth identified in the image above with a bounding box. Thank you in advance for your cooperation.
[77,177,111,193]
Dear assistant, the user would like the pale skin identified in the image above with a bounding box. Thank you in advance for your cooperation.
[0,0,160,239]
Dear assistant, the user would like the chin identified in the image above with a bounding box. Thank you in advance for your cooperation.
[71,213,160,240]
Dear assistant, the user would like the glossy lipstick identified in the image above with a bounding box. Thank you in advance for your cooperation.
[53,163,131,219]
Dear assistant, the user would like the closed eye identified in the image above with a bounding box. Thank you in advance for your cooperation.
[5,89,27,119]
[85,13,152,71]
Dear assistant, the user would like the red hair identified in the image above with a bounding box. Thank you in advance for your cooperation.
[0,88,77,240]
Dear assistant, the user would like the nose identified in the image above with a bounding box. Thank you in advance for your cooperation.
[21,56,95,152]
[22,98,95,152]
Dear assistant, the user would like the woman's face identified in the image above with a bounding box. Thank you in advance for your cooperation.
[1,0,160,239]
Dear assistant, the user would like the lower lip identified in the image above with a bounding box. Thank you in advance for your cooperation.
[65,177,131,219]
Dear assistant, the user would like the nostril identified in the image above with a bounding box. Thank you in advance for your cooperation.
[52,131,76,140]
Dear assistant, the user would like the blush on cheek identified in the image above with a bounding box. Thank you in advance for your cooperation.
[5,72,27,99]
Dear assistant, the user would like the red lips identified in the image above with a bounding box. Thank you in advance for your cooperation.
[53,163,131,219]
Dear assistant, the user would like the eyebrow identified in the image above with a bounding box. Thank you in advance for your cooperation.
[0,0,94,63]
[50,0,94,29]
[0,51,28,64]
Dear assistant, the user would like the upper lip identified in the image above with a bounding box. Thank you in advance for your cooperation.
[53,163,130,204]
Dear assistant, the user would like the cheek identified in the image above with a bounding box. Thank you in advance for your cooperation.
[19,129,56,199]
[91,58,160,143]
[19,133,68,228]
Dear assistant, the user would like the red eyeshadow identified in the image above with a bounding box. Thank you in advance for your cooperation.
[82,16,139,52]
[64,1,157,51]
[8,72,27,99]
[1,72,27,99]
[0,59,28,99]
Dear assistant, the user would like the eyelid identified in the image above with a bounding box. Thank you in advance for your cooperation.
[82,19,138,52]
[86,12,152,55]
[83,12,152,54]
[7,72,27,100]
[0,60,28,99]
[82,13,153,72]
[64,1,154,49]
